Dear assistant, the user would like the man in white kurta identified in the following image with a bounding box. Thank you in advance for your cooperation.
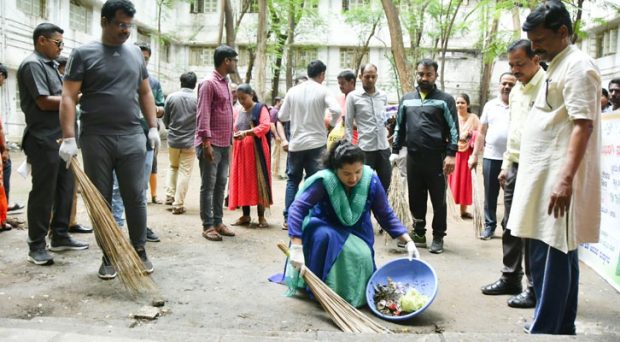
[509,1,601,335]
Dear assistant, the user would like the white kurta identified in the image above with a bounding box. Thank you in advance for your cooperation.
[508,45,601,253]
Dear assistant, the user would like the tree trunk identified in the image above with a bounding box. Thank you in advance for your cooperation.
[224,0,241,84]
[439,0,462,90]
[381,0,412,93]
[217,0,226,44]
[478,3,500,109]
[571,0,585,44]
[511,7,520,39]
[354,15,380,74]
[244,48,256,84]
[270,32,287,103]
[285,1,296,90]
[255,0,268,101]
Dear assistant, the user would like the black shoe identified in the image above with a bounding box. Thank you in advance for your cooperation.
[429,237,443,254]
[7,203,24,212]
[136,248,154,274]
[98,256,117,280]
[146,228,160,242]
[49,236,89,252]
[410,232,427,248]
[480,227,494,240]
[481,279,522,295]
[508,287,536,308]
[28,249,54,265]
[68,224,93,234]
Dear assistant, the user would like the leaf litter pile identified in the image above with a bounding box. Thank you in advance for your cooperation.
[372,277,430,316]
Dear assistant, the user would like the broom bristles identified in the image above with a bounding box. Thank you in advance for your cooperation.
[445,182,462,223]
[70,159,156,295]
[471,168,484,238]
[277,243,391,334]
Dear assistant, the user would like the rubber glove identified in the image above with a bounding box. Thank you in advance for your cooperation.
[59,138,78,169]
[389,153,400,166]
[148,127,161,150]
[406,241,419,261]
[289,244,305,270]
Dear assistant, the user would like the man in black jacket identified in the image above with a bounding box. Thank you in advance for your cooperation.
[391,58,458,254]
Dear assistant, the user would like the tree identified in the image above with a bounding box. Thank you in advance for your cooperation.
[342,1,384,74]
[255,0,268,100]
[381,0,413,93]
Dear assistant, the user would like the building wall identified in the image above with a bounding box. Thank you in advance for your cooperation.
[1,0,617,142]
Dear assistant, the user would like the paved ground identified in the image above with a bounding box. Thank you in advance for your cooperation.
[0,146,618,341]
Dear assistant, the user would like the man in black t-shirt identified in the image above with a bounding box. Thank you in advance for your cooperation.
[18,23,89,266]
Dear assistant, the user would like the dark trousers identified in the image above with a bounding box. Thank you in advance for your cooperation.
[283,145,325,219]
[363,148,392,193]
[501,163,532,287]
[81,134,147,248]
[3,157,11,202]
[196,145,230,228]
[406,152,447,238]
[483,158,503,231]
[23,135,74,250]
[528,239,579,335]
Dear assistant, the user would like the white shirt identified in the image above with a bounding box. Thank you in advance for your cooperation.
[480,98,510,160]
[508,45,601,252]
[278,79,341,152]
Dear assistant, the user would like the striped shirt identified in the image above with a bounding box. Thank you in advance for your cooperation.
[194,70,233,147]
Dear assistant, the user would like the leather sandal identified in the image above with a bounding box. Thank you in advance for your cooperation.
[257,217,269,228]
[231,216,251,226]
[215,224,235,237]
[202,228,222,241]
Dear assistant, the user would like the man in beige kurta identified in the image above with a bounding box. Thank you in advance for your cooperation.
[508,1,601,335]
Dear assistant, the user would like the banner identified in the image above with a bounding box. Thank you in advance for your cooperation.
[579,111,620,292]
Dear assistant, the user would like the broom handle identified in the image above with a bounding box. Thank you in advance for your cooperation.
[277,241,290,257]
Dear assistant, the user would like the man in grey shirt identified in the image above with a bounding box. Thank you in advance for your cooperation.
[163,71,198,214]
[18,23,89,266]
[58,0,160,279]
[345,63,391,192]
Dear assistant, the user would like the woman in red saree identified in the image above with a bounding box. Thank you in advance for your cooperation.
[448,93,480,219]
[228,84,272,227]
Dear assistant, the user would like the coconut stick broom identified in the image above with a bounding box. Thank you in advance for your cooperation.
[277,242,391,334]
[386,167,412,245]
[70,158,156,295]
[471,168,484,238]
[445,177,461,223]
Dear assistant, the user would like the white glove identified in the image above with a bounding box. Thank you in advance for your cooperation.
[148,127,160,150]
[59,137,78,169]
[389,153,400,166]
[406,241,419,261]
[289,244,305,270]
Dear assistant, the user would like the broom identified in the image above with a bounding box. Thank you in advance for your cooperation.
[471,168,484,238]
[277,242,391,334]
[70,158,157,295]
[386,166,412,245]
[445,178,461,223]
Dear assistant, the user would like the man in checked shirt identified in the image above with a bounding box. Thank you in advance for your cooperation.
[195,45,238,242]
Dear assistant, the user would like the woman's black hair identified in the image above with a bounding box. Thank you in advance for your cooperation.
[237,83,258,102]
[323,140,365,170]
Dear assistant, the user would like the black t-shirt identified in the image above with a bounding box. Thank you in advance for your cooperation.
[64,41,147,136]
[17,51,63,147]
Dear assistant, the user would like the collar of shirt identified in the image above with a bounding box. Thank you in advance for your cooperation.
[212,69,227,83]
[359,88,383,97]
[34,51,57,67]
[547,45,573,73]
[521,67,545,93]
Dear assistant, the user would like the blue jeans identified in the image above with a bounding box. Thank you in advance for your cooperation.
[283,145,325,220]
[196,145,230,228]
[483,158,502,231]
[111,149,153,228]
[528,239,578,335]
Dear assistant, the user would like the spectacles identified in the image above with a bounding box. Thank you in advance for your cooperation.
[47,38,64,48]
[110,19,134,30]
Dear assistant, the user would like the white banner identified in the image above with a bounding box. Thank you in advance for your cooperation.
[579,111,620,292]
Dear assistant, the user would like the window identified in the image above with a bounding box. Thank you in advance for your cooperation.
[291,47,318,71]
[342,0,368,11]
[160,41,170,64]
[191,0,217,13]
[18,0,46,17]
[237,47,252,67]
[339,48,368,69]
[189,46,214,66]
[595,27,618,58]
[69,1,90,33]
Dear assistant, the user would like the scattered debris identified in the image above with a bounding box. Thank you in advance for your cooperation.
[133,306,160,320]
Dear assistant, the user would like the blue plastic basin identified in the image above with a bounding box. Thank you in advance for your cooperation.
[366,258,438,321]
